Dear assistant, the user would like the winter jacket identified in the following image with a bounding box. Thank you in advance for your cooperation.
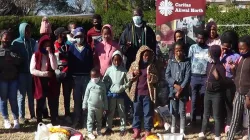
[94,24,119,76]
[40,20,52,35]
[0,46,22,81]
[119,21,156,69]
[127,46,158,103]
[103,50,132,97]
[165,58,191,99]
[11,23,36,73]
[82,80,108,110]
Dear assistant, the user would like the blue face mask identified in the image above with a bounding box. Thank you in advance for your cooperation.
[40,48,48,54]
[133,16,142,26]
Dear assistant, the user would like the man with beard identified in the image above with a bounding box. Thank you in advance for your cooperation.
[87,14,103,49]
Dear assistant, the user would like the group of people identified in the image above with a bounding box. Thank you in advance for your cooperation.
[0,7,249,140]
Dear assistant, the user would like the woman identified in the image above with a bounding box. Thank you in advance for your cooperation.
[206,21,221,47]
[30,35,59,124]
[0,30,22,129]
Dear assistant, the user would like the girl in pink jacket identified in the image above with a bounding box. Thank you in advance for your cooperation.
[40,16,52,35]
[94,24,119,76]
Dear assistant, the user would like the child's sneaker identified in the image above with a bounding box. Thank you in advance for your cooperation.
[132,128,140,139]
[224,125,230,134]
[171,127,175,133]
[88,133,95,140]
[4,119,11,129]
[13,120,20,129]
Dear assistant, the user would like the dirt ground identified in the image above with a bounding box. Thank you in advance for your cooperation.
[0,93,244,140]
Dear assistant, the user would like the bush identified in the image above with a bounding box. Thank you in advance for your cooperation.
[0,16,92,40]
[206,5,250,37]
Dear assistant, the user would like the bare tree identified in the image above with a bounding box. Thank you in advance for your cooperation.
[13,0,36,15]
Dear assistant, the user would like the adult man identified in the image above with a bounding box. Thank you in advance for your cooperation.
[12,23,36,123]
[119,8,156,70]
[87,14,103,49]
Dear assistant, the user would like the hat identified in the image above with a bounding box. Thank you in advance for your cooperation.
[54,27,70,36]
[73,27,84,38]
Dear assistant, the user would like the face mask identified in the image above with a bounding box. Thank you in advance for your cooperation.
[197,42,205,47]
[76,38,84,44]
[240,51,249,58]
[94,24,102,30]
[91,77,100,83]
[1,41,11,47]
[40,48,48,54]
[133,16,142,26]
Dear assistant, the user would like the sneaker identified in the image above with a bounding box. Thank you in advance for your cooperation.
[120,130,126,136]
[65,116,72,124]
[224,125,230,134]
[29,117,37,123]
[132,128,141,139]
[4,119,11,129]
[13,120,20,129]
[171,127,175,133]
[214,137,221,140]
[88,133,95,140]
[97,131,102,136]
[197,132,206,140]
[104,128,114,135]
[19,117,28,124]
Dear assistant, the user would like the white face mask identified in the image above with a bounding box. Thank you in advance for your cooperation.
[133,16,142,26]
[76,38,84,44]
[91,77,100,83]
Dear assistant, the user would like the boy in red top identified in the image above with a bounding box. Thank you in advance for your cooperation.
[54,27,73,124]
[87,14,103,49]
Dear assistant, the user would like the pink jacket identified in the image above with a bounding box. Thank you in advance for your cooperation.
[94,24,119,76]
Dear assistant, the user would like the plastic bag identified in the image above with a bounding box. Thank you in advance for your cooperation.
[35,123,52,140]
[157,133,184,140]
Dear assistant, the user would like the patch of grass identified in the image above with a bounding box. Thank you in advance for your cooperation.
[0,92,244,140]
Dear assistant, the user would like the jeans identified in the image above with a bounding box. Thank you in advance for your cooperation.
[227,92,250,140]
[17,73,35,118]
[72,75,90,124]
[58,77,73,116]
[0,80,18,120]
[170,99,186,130]
[201,91,223,137]
[190,75,206,122]
[132,95,153,131]
[106,98,126,131]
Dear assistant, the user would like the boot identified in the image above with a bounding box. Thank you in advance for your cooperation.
[132,128,141,139]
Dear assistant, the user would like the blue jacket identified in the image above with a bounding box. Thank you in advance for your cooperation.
[165,58,191,99]
[11,23,36,73]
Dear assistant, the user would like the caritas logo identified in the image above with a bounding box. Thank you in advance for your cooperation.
[156,0,206,25]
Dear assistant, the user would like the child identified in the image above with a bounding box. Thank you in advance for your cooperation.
[94,24,118,76]
[40,16,52,36]
[103,50,131,136]
[198,45,226,140]
[128,46,158,140]
[220,30,240,133]
[82,69,108,139]
[54,27,72,124]
[206,21,221,47]
[68,27,93,128]
[165,41,191,134]
[67,22,77,44]
[87,14,103,48]
[30,35,59,124]
[188,30,209,124]
[0,30,22,129]
[227,35,250,140]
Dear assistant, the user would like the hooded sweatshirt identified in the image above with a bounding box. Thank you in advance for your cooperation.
[206,45,226,91]
[30,35,58,99]
[103,50,131,96]
[128,46,158,103]
[82,80,108,110]
[12,23,36,73]
[94,24,119,76]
